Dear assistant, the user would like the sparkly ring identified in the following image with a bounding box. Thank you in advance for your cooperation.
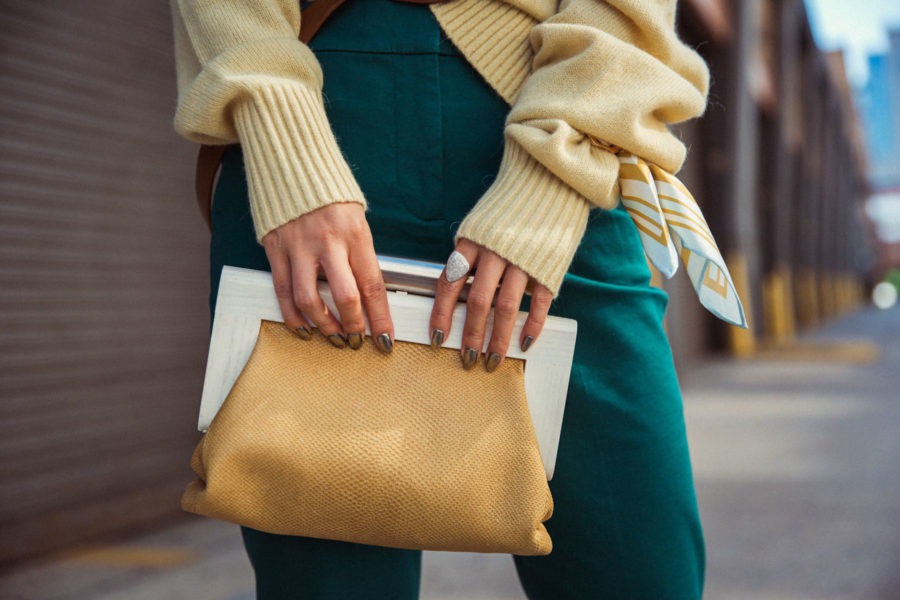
[444,250,471,283]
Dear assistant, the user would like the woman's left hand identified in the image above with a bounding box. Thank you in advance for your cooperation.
[429,238,554,372]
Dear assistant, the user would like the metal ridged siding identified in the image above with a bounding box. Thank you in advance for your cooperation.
[1,1,209,564]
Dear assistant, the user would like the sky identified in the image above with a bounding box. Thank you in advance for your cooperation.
[805,0,900,88]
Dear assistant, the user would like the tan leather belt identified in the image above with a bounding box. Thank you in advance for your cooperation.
[195,0,452,231]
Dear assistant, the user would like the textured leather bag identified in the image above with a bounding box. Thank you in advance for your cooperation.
[181,319,554,555]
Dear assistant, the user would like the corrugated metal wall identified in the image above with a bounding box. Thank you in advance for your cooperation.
[0,1,208,565]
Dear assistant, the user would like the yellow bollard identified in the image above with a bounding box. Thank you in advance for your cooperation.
[762,263,797,346]
[726,252,755,358]
[795,269,820,328]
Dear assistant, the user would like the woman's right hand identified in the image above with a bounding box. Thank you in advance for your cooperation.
[261,202,394,354]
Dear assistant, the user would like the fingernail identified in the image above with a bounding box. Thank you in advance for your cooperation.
[375,333,393,355]
[347,332,363,350]
[485,352,501,373]
[461,347,478,370]
[327,333,346,349]
[521,336,535,352]
[294,326,311,340]
[430,329,444,349]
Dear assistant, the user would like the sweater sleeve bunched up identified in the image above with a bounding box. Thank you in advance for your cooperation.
[440,0,709,294]
[169,0,709,297]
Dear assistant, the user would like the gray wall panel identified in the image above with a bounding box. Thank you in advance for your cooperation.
[0,0,208,565]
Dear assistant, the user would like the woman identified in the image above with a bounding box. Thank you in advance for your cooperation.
[171,0,711,597]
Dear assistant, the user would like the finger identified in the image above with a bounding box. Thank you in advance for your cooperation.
[266,247,312,340]
[289,252,346,348]
[485,266,528,372]
[320,250,366,349]
[521,283,553,352]
[429,242,478,351]
[460,251,505,370]
[348,241,394,354]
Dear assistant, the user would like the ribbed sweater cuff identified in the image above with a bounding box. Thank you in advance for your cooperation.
[456,139,591,296]
[233,84,367,242]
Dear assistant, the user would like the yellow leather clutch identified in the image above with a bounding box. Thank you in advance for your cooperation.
[181,318,554,555]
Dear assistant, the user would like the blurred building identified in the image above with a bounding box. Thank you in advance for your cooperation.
[858,29,900,191]
[866,191,900,281]
[661,0,871,362]
[0,0,875,568]
[857,29,900,285]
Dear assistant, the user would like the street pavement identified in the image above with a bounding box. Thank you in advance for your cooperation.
[2,306,898,599]
[682,306,900,600]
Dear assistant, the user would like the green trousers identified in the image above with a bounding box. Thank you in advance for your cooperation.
[208,1,705,597]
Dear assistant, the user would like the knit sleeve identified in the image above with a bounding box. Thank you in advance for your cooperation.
[170,0,366,242]
[453,0,710,296]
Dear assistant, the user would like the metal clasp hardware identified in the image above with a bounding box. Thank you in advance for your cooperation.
[586,133,622,155]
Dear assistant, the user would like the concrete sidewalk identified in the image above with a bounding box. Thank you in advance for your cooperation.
[682,306,900,600]
[2,307,898,599]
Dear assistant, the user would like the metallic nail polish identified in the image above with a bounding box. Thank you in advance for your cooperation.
[461,347,478,370]
[375,333,393,355]
[347,332,363,350]
[430,329,444,349]
[521,335,535,352]
[327,333,347,349]
[294,326,311,340]
[485,352,501,373]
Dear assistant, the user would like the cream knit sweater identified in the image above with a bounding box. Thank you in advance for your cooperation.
[170,0,709,295]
